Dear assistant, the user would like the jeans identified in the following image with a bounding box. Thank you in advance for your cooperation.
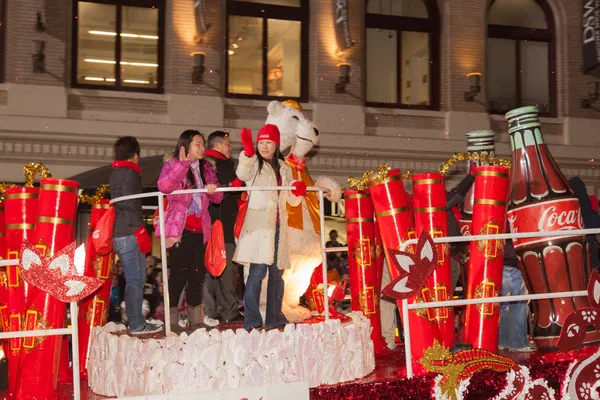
[244,227,287,330]
[113,235,146,331]
[499,265,530,349]
[204,242,239,320]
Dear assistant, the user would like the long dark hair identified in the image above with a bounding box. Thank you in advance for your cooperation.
[256,143,285,180]
[173,130,206,188]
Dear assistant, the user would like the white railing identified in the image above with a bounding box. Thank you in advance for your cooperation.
[4,180,598,399]
[111,185,334,334]
[399,228,600,379]
[0,258,82,400]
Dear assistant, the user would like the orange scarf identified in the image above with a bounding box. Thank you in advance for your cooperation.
[286,155,321,234]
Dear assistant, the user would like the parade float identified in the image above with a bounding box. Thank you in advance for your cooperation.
[0,105,599,399]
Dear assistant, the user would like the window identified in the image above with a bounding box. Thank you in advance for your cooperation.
[365,0,440,109]
[487,0,555,115]
[226,0,308,100]
[72,1,165,93]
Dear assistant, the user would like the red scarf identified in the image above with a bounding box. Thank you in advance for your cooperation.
[204,149,228,160]
[286,153,306,170]
[112,160,141,175]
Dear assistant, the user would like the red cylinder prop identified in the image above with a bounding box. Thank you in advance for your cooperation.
[464,166,509,352]
[412,173,454,348]
[4,187,38,398]
[78,200,114,379]
[345,190,388,355]
[17,178,79,400]
[0,200,6,259]
[369,170,442,375]
[505,106,600,349]
[0,200,10,391]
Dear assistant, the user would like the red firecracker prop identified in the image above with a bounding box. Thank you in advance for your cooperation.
[0,200,6,259]
[78,200,114,379]
[464,166,509,352]
[0,200,10,390]
[368,168,442,376]
[412,173,454,348]
[345,189,388,355]
[17,178,80,400]
[303,265,345,317]
[505,106,600,349]
[4,186,38,398]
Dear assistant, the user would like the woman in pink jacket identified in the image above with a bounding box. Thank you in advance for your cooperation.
[156,130,223,332]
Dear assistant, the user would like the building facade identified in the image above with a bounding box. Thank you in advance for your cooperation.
[0,0,599,193]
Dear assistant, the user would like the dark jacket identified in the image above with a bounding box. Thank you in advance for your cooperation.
[447,173,475,256]
[204,150,241,243]
[569,176,600,271]
[109,161,144,237]
[504,223,519,268]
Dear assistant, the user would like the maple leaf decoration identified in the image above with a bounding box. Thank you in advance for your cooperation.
[381,230,438,300]
[19,241,104,303]
[556,269,600,351]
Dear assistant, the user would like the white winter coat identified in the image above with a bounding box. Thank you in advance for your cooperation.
[233,152,302,269]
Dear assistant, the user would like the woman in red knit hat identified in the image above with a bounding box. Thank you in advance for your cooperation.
[233,124,306,331]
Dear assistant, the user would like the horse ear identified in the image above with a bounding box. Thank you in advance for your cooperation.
[267,100,284,117]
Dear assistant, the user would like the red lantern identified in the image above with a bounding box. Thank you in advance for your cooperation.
[345,190,388,355]
[464,166,509,352]
[4,186,38,398]
[17,178,79,400]
[78,200,114,379]
[369,170,442,375]
[412,173,454,348]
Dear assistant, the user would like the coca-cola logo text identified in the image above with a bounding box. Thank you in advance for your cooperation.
[507,199,585,249]
[538,206,584,232]
[460,224,471,236]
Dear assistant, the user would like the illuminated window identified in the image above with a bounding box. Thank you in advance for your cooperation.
[487,0,555,115]
[226,0,308,100]
[365,0,440,109]
[72,1,165,93]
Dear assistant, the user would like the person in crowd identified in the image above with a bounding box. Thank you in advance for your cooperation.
[326,230,343,248]
[156,130,223,332]
[498,225,535,352]
[233,124,305,331]
[202,131,245,326]
[110,136,162,334]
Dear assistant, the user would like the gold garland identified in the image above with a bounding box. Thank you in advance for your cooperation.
[348,164,413,190]
[24,163,52,187]
[439,152,511,176]
[79,184,110,204]
[0,183,17,201]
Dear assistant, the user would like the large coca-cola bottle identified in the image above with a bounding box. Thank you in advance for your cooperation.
[459,130,496,237]
[505,106,600,349]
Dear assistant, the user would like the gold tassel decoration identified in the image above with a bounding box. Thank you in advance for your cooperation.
[24,162,52,187]
[439,152,511,176]
[79,184,110,204]
[0,183,17,201]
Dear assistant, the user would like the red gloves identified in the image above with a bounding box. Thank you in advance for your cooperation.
[240,127,255,157]
[291,180,307,197]
[230,177,243,188]
[469,160,477,177]
[134,226,152,254]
